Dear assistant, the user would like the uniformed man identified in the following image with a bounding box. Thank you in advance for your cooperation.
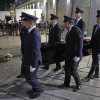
[42,14,61,71]
[83,10,100,82]
[10,21,14,35]
[75,7,85,35]
[59,16,83,92]
[23,14,44,99]
[62,7,85,69]
[16,12,27,78]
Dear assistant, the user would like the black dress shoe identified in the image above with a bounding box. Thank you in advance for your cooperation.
[92,75,99,78]
[82,77,90,82]
[53,67,61,71]
[73,85,81,92]
[16,74,24,78]
[27,90,35,94]
[58,84,70,88]
[29,91,43,99]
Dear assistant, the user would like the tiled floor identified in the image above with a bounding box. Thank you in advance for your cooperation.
[0,55,100,100]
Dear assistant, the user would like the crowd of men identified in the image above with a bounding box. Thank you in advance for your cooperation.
[0,21,22,36]
[4,7,99,99]
[0,19,50,36]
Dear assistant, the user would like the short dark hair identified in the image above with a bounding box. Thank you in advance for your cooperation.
[68,21,75,25]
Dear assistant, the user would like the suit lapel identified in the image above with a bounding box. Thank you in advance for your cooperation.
[66,26,75,40]
[51,23,58,31]
[26,28,34,39]
[65,27,72,40]
[94,25,100,34]
[53,23,57,28]
[29,28,35,35]
[77,19,81,25]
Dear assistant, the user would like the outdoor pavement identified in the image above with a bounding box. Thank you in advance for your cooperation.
[0,35,47,62]
[0,35,100,100]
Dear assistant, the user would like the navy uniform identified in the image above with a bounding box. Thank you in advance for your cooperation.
[17,12,28,78]
[83,10,100,82]
[49,14,61,43]
[42,14,61,71]
[19,12,28,55]
[59,16,83,92]
[74,7,85,35]
[23,14,43,99]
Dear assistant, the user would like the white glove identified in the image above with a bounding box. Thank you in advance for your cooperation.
[73,56,80,62]
[30,66,36,72]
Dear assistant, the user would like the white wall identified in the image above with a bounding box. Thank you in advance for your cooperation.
[15,9,42,23]
[0,11,10,21]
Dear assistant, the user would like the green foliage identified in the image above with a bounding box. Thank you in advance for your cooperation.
[3,54,13,61]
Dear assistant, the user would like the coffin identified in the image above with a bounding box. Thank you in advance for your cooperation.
[41,39,91,65]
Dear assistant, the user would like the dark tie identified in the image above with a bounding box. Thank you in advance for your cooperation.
[75,19,78,25]
[65,29,70,40]
[26,30,29,38]
[94,25,100,34]
[50,25,53,31]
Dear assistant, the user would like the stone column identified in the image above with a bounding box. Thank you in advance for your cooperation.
[37,2,40,9]
[30,5,31,9]
[33,4,35,9]
[88,0,100,36]
[53,0,56,14]
[44,0,47,21]
[27,5,28,9]
[24,6,26,9]
[66,0,71,16]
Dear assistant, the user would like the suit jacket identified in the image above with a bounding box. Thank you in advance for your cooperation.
[75,18,85,34]
[65,26,83,60]
[90,24,100,55]
[49,23,61,43]
[20,25,27,54]
[23,28,42,67]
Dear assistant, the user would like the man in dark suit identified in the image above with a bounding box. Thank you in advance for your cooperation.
[17,12,27,78]
[83,10,100,82]
[23,14,44,99]
[42,14,61,71]
[75,7,85,35]
[59,16,83,92]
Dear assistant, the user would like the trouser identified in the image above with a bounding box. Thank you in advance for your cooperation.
[87,54,99,78]
[21,63,26,75]
[6,28,10,35]
[64,59,81,86]
[45,62,61,69]
[25,63,43,92]
[20,58,26,75]
[11,29,14,35]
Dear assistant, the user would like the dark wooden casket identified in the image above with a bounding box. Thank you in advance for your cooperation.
[41,39,91,65]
